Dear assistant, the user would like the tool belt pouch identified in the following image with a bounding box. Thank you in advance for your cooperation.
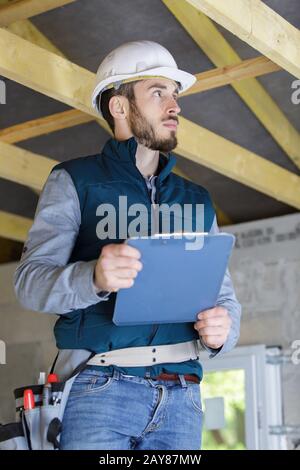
[0,421,29,450]
[0,353,94,450]
[16,376,77,450]
[0,362,90,450]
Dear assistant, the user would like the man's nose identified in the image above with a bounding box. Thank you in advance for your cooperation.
[167,97,181,115]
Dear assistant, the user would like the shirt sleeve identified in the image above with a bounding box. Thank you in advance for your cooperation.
[199,215,242,358]
[14,168,110,314]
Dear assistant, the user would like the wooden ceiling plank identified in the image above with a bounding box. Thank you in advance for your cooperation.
[0,109,93,143]
[0,209,32,242]
[0,28,299,209]
[185,0,300,79]
[163,0,300,170]
[0,0,76,27]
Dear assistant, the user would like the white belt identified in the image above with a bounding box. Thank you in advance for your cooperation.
[86,340,201,368]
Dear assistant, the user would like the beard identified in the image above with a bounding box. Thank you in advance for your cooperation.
[128,101,177,153]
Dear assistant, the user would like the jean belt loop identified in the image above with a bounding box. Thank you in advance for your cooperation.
[178,374,188,388]
[112,369,120,381]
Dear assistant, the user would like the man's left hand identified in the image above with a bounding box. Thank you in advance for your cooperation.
[194,306,231,350]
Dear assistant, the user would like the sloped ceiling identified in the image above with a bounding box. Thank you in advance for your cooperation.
[0,0,299,227]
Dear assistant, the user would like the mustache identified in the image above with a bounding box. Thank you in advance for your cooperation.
[162,117,179,124]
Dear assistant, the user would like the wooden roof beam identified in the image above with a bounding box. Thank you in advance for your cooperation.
[0,109,93,143]
[0,210,32,242]
[0,28,299,209]
[184,56,281,96]
[185,0,300,79]
[0,0,76,27]
[0,56,280,144]
[163,0,300,170]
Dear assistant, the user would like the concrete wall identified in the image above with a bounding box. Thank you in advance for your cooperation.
[0,263,56,424]
[225,212,300,447]
[0,212,299,446]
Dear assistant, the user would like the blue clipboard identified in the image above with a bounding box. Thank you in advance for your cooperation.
[112,232,235,326]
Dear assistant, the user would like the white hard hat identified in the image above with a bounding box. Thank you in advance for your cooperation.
[91,40,196,117]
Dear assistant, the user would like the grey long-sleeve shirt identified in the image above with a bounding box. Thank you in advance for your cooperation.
[14,168,241,357]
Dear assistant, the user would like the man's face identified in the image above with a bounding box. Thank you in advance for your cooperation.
[128,78,181,152]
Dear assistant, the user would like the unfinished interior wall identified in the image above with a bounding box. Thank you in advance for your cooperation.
[0,262,56,424]
[225,212,300,443]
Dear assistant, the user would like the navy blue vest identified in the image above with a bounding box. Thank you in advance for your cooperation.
[52,137,215,380]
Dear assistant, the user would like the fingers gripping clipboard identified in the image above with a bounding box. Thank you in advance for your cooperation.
[112,232,235,326]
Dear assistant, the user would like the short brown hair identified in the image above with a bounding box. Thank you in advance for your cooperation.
[98,82,138,133]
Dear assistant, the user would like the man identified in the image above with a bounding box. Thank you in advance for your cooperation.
[14,41,241,450]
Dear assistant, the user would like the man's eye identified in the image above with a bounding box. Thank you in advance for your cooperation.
[154,90,162,97]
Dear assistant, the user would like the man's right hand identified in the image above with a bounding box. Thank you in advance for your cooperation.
[93,243,143,293]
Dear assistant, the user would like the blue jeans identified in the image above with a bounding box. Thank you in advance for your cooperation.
[60,367,203,450]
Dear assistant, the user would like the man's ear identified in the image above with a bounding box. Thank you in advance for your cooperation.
[109,96,129,121]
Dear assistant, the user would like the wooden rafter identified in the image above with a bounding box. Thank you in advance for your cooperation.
[0,0,76,27]
[162,0,300,170]
[0,19,281,145]
[0,139,56,190]
[5,18,66,57]
[0,56,280,144]
[0,28,300,209]
[183,56,281,96]
[0,109,93,143]
[177,116,300,210]
[7,19,281,97]
[2,18,281,148]
[0,28,99,117]
[185,0,300,79]
[0,210,32,242]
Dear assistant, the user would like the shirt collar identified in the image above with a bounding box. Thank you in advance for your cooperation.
[102,136,177,183]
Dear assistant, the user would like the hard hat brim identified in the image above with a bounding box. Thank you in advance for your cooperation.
[91,66,196,117]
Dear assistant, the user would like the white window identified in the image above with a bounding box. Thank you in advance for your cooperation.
[198,345,286,450]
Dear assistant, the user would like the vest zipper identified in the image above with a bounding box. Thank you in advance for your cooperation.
[134,167,160,348]
[144,175,160,345]
[135,168,159,235]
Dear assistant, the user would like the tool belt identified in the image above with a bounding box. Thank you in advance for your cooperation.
[86,340,201,367]
[0,340,201,450]
[0,353,94,450]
